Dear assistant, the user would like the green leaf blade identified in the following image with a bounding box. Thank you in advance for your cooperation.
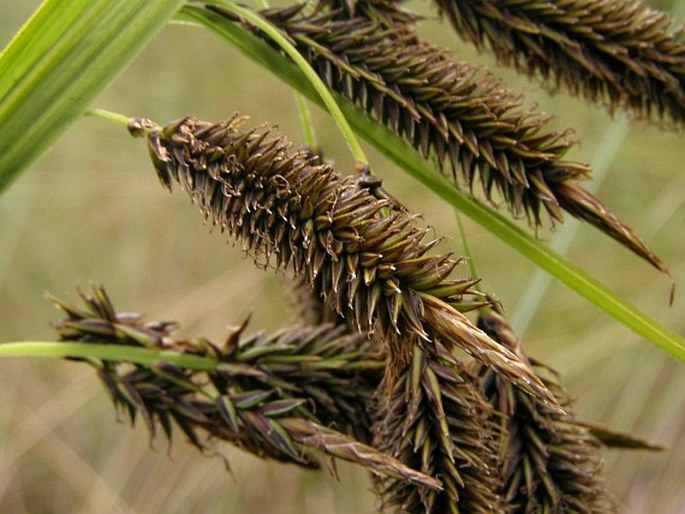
[0,0,186,192]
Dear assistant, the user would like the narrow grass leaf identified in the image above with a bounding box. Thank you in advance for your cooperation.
[0,0,185,192]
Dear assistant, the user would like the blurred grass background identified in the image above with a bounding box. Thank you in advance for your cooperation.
[0,0,683,512]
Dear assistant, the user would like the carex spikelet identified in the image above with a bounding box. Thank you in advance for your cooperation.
[129,115,558,407]
[50,286,438,489]
[373,342,503,513]
[472,311,614,513]
[434,0,685,126]
[214,2,667,273]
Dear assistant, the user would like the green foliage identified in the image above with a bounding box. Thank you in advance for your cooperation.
[0,0,185,191]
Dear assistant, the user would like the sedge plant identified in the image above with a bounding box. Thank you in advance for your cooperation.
[0,0,683,512]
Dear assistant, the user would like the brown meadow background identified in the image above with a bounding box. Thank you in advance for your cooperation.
[0,0,684,512]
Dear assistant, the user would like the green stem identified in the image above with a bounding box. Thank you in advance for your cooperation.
[86,108,132,127]
[455,212,478,281]
[205,1,368,165]
[454,211,489,316]
[0,342,218,370]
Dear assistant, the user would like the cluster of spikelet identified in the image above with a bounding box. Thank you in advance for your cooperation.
[51,282,620,513]
[44,0,681,511]
[52,109,631,513]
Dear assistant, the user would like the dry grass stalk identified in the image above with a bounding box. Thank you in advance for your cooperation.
[434,0,685,126]
[214,2,667,273]
[49,286,439,489]
[472,311,614,513]
[130,115,558,407]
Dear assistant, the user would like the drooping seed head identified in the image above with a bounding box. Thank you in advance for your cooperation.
[373,343,504,513]
[132,114,558,407]
[434,0,685,127]
[49,286,439,489]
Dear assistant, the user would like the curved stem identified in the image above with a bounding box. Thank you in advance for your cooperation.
[455,211,479,281]
[206,1,368,165]
[294,93,318,149]
[0,342,218,370]
[454,211,490,317]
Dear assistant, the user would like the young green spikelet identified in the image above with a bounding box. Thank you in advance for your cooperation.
[434,0,685,126]
[472,311,614,513]
[130,115,558,408]
[372,342,503,513]
[49,286,439,489]
[214,2,668,273]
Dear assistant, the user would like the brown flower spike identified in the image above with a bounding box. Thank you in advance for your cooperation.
[50,286,438,489]
[214,2,668,273]
[472,311,614,513]
[373,342,503,513]
[129,115,558,408]
[434,0,685,126]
